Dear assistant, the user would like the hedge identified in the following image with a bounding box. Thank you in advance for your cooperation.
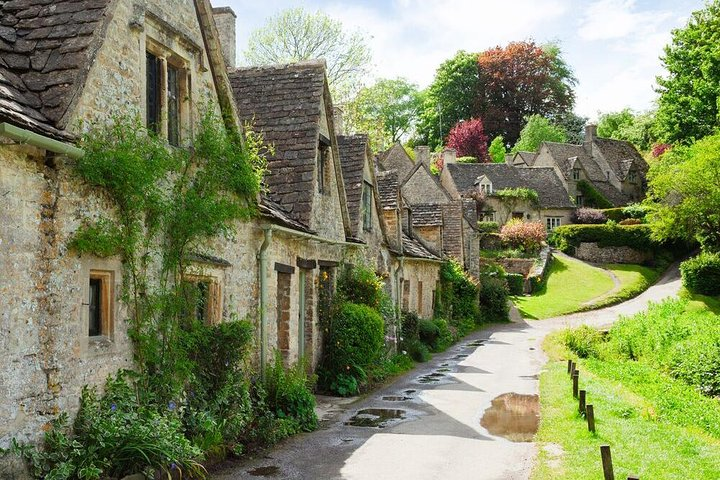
[548,224,656,253]
[680,252,720,296]
[506,273,525,295]
[601,204,650,223]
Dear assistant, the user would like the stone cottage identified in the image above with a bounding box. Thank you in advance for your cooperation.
[0,0,248,458]
[523,125,648,207]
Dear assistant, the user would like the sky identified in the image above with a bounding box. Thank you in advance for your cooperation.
[222,0,705,121]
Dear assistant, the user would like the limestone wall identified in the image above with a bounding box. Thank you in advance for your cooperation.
[402,260,440,319]
[574,242,652,265]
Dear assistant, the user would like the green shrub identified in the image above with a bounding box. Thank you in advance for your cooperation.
[404,338,431,362]
[337,263,386,309]
[477,221,499,233]
[601,207,627,222]
[577,180,613,208]
[400,310,420,342]
[680,252,720,295]
[668,332,720,397]
[622,203,650,220]
[506,273,525,295]
[437,260,481,325]
[549,223,656,253]
[478,276,509,323]
[418,318,440,349]
[262,354,317,432]
[321,302,385,395]
[619,218,642,225]
[16,373,204,480]
[563,325,603,358]
[431,318,454,351]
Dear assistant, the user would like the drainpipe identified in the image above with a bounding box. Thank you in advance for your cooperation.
[0,122,84,159]
[258,226,273,376]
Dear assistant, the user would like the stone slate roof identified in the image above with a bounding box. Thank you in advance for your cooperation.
[402,233,439,260]
[376,142,414,179]
[258,195,314,234]
[409,203,443,227]
[515,151,538,166]
[593,137,648,180]
[0,0,114,139]
[516,167,575,209]
[376,169,399,210]
[229,61,327,227]
[444,162,573,209]
[337,134,368,237]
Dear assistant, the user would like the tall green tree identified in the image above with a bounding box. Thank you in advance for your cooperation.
[344,78,422,151]
[647,132,720,250]
[511,115,566,154]
[415,51,480,149]
[244,7,372,102]
[656,1,720,143]
[598,108,658,151]
[488,135,506,163]
[554,111,588,144]
[477,41,576,145]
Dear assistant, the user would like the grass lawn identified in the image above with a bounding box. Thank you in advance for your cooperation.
[582,263,662,310]
[512,255,615,319]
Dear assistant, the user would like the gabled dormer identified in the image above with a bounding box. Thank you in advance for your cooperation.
[475,174,493,195]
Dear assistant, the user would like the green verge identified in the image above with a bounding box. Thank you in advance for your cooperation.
[533,334,720,479]
[579,263,662,311]
[512,256,615,319]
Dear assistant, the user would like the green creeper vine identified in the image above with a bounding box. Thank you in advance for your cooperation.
[576,180,613,208]
[493,187,540,223]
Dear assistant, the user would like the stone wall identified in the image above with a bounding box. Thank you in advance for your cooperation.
[441,202,464,262]
[403,259,440,318]
[575,242,652,264]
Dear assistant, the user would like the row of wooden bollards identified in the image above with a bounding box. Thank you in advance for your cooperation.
[567,359,639,480]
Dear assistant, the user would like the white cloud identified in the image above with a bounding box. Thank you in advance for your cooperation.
[578,0,673,41]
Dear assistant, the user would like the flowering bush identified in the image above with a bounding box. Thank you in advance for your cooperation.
[652,143,672,157]
[499,219,546,252]
[572,208,607,224]
[446,118,489,161]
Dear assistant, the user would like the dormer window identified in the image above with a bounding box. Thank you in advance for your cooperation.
[479,182,493,194]
[628,170,637,183]
[572,168,581,181]
[606,171,611,181]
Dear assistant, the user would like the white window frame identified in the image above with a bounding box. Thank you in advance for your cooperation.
[546,217,562,231]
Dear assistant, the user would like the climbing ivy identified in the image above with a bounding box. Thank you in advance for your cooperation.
[576,180,613,209]
[493,187,540,223]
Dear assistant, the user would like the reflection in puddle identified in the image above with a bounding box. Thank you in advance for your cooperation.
[417,372,446,383]
[440,363,449,367]
[345,408,406,428]
[248,466,280,477]
[403,389,416,394]
[466,341,485,347]
[454,354,469,359]
[382,395,412,401]
[436,368,451,372]
[480,393,539,442]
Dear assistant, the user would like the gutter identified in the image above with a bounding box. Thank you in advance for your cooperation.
[0,122,83,159]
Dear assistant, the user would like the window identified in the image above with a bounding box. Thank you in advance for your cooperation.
[546,217,562,231]
[575,194,583,207]
[88,271,114,337]
[572,168,581,181]
[480,210,495,222]
[606,171,611,181]
[628,170,637,183]
[512,212,524,220]
[183,276,221,324]
[362,181,373,232]
[145,46,189,146]
[479,182,493,194]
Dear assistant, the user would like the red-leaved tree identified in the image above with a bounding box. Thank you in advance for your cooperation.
[446,117,489,161]
[477,41,576,145]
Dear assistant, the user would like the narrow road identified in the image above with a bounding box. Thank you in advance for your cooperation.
[212,264,682,480]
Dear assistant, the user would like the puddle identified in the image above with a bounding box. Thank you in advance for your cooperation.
[417,372,446,383]
[248,466,280,477]
[440,363,449,367]
[403,389,416,394]
[382,395,412,401]
[436,368,451,372]
[466,341,485,347]
[480,393,539,442]
[520,374,539,380]
[454,354,469,359]
[345,408,406,428]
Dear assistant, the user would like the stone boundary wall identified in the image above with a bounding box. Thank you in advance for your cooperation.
[526,246,553,293]
[575,242,652,264]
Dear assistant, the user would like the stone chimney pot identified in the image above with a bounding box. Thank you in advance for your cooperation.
[212,7,237,69]
[414,146,430,165]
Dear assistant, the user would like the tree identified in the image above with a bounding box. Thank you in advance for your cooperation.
[656,1,720,143]
[446,118,489,161]
[646,132,720,250]
[554,111,588,144]
[511,115,566,153]
[244,7,372,102]
[477,41,577,145]
[415,51,480,149]
[488,135,506,163]
[344,78,422,151]
[598,108,658,151]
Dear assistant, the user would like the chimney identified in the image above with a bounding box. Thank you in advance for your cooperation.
[212,7,237,69]
[584,124,597,143]
[442,148,456,166]
[333,106,344,136]
[414,146,430,165]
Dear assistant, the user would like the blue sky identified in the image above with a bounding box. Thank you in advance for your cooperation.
[222,0,705,121]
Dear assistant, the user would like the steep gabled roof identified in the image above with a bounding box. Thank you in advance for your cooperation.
[337,134,366,236]
[593,137,648,179]
[409,202,443,227]
[516,167,574,209]
[514,151,538,166]
[259,195,314,234]
[376,169,399,210]
[0,0,115,139]
[377,142,414,179]
[402,233,440,260]
[229,61,349,229]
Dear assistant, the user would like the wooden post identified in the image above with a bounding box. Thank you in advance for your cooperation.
[567,359,573,374]
[601,445,614,480]
[579,389,586,415]
[586,404,596,433]
[570,361,576,375]
[572,370,579,398]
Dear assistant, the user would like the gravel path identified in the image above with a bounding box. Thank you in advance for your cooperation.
[211,263,682,480]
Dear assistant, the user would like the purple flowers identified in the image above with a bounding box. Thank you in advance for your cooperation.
[110,403,117,412]
[168,401,176,411]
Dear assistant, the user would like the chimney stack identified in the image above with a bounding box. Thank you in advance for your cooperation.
[212,7,237,69]
[442,148,456,167]
[584,124,597,143]
[414,146,430,165]
[333,106,344,136]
